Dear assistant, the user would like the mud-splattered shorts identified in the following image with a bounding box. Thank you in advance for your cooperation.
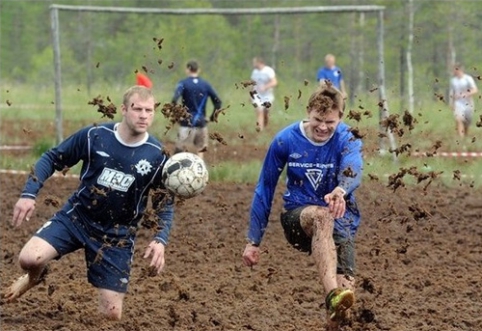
[34,211,134,293]
[280,206,356,276]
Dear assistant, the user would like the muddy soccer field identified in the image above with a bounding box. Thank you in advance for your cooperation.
[1,140,481,331]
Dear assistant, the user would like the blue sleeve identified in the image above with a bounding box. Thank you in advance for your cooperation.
[208,84,222,110]
[21,127,89,199]
[154,196,174,245]
[316,68,325,82]
[337,134,363,195]
[172,82,184,104]
[247,136,288,245]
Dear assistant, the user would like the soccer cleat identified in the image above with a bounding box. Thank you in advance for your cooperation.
[325,288,355,322]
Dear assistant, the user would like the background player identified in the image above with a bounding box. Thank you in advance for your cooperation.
[172,60,222,159]
[317,54,347,98]
[242,84,363,331]
[250,56,278,131]
[449,63,479,138]
[3,86,174,320]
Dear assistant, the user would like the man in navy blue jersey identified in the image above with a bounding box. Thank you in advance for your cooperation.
[242,83,363,330]
[172,60,222,159]
[4,86,174,320]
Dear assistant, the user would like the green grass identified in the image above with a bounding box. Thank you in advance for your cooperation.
[1,83,481,186]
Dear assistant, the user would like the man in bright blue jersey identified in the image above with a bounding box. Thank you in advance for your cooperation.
[317,54,347,98]
[172,60,222,159]
[242,84,362,330]
[4,86,174,320]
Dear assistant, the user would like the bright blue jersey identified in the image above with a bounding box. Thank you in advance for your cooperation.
[172,76,222,128]
[316,66,344,89]
[21,123,174,245]
[248,121,363,245]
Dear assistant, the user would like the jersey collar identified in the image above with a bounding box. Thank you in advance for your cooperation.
[114,123,149,147]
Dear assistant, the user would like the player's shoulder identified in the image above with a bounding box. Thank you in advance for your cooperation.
[274,121,300,141]
[336,122,361,145]
[145,135,164,149]
[77,122,115,135]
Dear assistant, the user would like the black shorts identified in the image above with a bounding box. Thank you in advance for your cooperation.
[280,206,356,276]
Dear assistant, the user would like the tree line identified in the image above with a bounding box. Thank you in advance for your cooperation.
[1,0,480,109]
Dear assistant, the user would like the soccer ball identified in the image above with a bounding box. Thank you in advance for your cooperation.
[162,152,209,198]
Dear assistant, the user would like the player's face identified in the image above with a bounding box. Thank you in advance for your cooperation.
[122,94,155,135]
[306,109,341,143]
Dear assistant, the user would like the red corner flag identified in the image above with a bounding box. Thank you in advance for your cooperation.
[136,73,153,88]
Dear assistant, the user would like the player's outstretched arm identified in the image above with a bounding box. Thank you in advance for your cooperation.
[11,198,36,227]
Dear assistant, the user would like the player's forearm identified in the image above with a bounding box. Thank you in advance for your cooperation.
[154,204,174,245]
[247,191,272,245]
[21,152,57,198]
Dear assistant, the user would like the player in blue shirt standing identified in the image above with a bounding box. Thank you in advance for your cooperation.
[3,86,174,320]
[317,54,347,98]
[242,84,363,330]
[172,60,222,159]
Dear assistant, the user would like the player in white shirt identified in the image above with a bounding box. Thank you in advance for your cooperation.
[449,63,479,138]
[250,57,278,131]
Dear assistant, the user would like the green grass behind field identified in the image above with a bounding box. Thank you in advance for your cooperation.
[1,83,481,186]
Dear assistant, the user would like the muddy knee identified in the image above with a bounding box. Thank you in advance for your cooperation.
[18,252,45,271]
[300,206,333,237]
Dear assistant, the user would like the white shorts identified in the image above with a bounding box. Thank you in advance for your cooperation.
[454,103,474,124]
[176,126,208,151]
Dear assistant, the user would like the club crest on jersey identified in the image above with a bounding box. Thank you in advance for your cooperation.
[305,169,323,190]
[135,159,152,176]
[97,168,135,192]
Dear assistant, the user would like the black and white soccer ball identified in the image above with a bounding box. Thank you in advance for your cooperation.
[162,152,209,198]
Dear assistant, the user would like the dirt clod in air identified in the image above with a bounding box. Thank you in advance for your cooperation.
[347,110,362,122]
[453,170,461,181]
[349,127,366,139]
[153,37,164,50]
[390,143,411,156]
[209,132,227,145]
[88,95,117,119]
[283,96,290,110]
[402,110,417,130]
[240,80,256,88]
[44,195,62,208]
[368,174,379,181]
[160,103,191,132]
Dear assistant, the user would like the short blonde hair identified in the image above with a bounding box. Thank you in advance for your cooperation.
[307,82,345,116]
[122,85,154,106]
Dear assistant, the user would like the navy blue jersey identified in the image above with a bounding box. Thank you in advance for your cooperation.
[172,76,222,127]
[247,121,363,245]
[21,123,174,245]
[316,66,344,89]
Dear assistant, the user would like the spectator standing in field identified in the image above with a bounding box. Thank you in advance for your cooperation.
[172,60,222,159]
[3,86,174,320]
[317,54,347,98]
[242,84,363,331]
[449,63,479,138]
[250,56,278,131]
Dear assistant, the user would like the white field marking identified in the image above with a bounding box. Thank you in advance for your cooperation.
[0,145,32,151]
[0,169,79,179]
[410,151,482,158]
